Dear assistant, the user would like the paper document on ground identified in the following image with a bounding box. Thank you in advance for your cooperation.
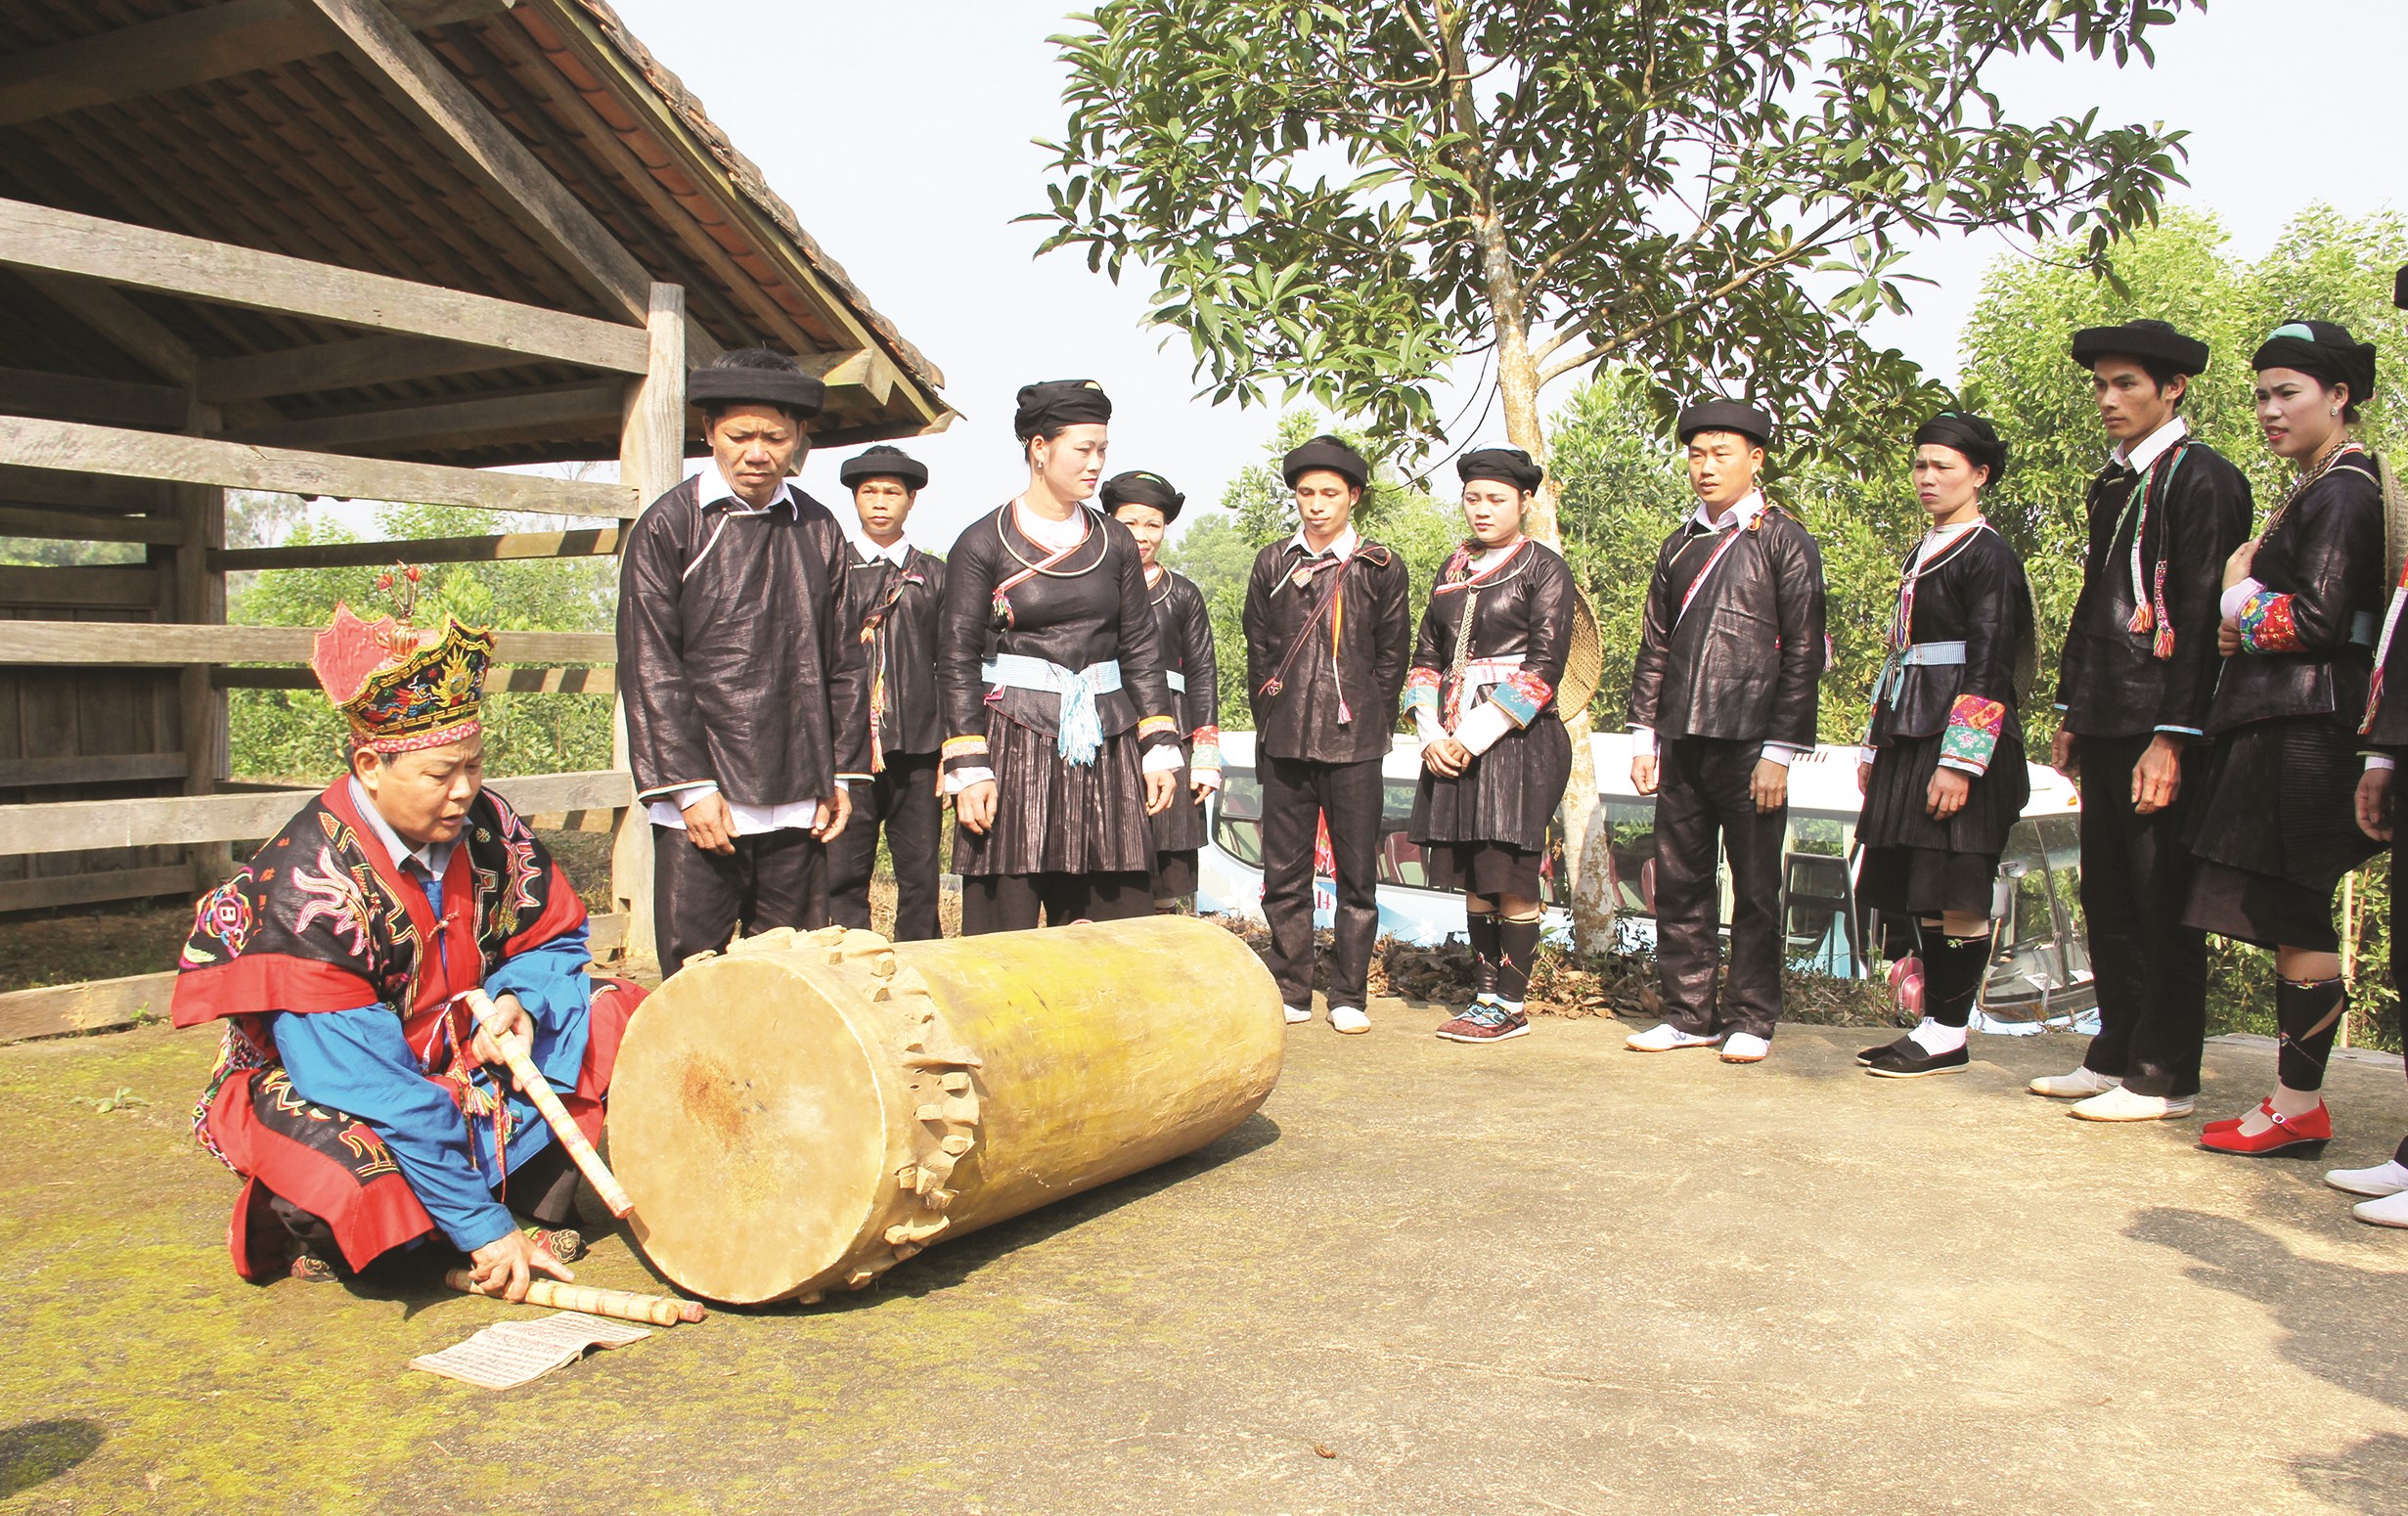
[410,1311,653,1390]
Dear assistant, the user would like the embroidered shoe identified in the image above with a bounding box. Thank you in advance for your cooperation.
[286,1242,341,1284]
[1435,1000,1530,1044]
[525,1226,586,1264]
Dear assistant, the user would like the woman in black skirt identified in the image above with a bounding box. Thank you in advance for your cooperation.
[936,380,1182,934]
[1408,446,1579,1045]
[1854,412,2033,1079]
[2191,322,2385,1157]
[1104,469,1222,910]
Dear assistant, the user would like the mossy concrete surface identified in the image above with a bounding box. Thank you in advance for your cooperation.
[6,1010,2408,1515]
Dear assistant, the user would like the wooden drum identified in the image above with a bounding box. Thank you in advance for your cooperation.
[605,915,1286,1305]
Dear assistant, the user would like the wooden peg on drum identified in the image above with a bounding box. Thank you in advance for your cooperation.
[465,988,636,1220]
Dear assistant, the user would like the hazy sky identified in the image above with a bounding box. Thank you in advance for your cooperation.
[606,0,2407,549]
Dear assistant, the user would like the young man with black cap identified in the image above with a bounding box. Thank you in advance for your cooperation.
[1623,401,1827,1064]
[826,444,947,942]
[617,348,868,968]
[1105,469,1221,911]
[1242,434,1412,1034]
[2033,320,2252,1120]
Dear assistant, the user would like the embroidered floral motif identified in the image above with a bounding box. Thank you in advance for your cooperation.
[290,847,376,955]
[1407,667,1444,733]
[483,790,543,914]
[1137,714,1179,738]
[2236,589,2303,653]
[1489,669,1556,728]
[1189,725,1223,772]
[1940,693,2007,773]
[941,736,991,760]
[186,876,255,964]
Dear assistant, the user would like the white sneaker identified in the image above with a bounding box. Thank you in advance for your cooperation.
[2029,1066,2119,1098]
[2326,1159,2408,1198]
[1329,1005,1370,1035]
[1719,1032,1770,1063]
[2352,1190,2408,1228]
[2069,1086,2195,1122]
[1283,1005,1313,1025]
[1626,1023,1723,1052]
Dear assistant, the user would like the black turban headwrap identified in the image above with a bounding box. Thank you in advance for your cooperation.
[1281,434,1369,490]
[2070,319,2209,377]
[2395,262,2407,311]
[1101,469,1185,523]
[1912,411,2008,481]
[1456,446,1544,493]
[2252,321,2378,409]
[689,353,825,418]
[1013,379,1112,440]
[1676,399,1775,448]
[838,444,927,492]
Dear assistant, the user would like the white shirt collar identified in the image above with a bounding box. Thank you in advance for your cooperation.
[1292,523,1360,562]
[698,463,795,515]
[1912,516,1984,566]
[857,534,913,566]
[1014,499,1092,553]
[1472,536,1528,570]
[1691,488,1766,533]
[2113,415,2189,472]
[346,777,456,881]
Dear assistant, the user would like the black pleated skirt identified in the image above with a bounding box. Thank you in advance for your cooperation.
[951,711,1154,877]
[1147,753,1210,853]
[1855,727,2029,917]
[1410,713,1572,852]
[2182,714,2375,951]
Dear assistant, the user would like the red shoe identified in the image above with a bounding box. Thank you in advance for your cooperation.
[2203,1099,2271,1136]
[2200,1101,2332,1157]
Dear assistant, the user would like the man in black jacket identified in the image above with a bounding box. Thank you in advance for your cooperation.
[2037,320,2252,1119]
[617,349,868,968]
[1624,401,1827,1064]
[826,444,947,942]
[1242,435,1413,1034]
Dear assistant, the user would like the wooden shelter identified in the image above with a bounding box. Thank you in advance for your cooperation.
[0,0,953,1041]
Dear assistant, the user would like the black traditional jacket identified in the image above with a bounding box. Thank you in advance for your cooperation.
[2210,451,2384,736]
[936,504,1179,778]
[1627,502,1826,749]
[1865,524,2033,777]
[839,541,947,763]
[2056,432,2252,740]
[617,476,870,808]
[1242,536,1412,765]
[1147,566,1221,751]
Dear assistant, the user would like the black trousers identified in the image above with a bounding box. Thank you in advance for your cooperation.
[825,753,943,942]
[652,824,823,970]
[1653,736,1786,1041]
[1261,753,1384,1010]
[2076,733,2210,1097]
[960,870,1152,934]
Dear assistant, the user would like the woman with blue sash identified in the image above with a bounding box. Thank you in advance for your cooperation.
[1855,412,2034,1080]
[936,380,1183,933]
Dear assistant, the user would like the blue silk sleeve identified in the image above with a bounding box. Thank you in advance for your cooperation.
[481,920,594,1094]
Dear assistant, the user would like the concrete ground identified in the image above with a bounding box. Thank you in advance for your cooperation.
[5,1004,2408,1516]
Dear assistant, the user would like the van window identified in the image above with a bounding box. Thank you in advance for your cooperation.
[1214,766,1565,906]
[1604,802,1657,917]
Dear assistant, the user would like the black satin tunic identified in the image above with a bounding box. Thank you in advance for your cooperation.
[1241,537,1412,765]
[838,541,948,758]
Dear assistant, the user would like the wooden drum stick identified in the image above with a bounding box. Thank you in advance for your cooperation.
[467,990,635,1219]
[444,1269,706,1326]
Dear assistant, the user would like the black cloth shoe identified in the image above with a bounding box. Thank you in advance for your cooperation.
[1866,1043,1970,1079]
[1858,1035,1915,1067]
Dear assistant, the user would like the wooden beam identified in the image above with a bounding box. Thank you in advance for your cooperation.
[223,379,626,454]
[0,418,643,521]
[0,199,648,375]
[0,620,614,666]
[213,525,620,572]
[799,348,900,407]
[215,665,615,695]
[0,0,518,130]
[0,769,633,856]
[299,0,653,325]
[611,283,684,969]
[0,506,187,545]
[20,272,201,389]
[0,467,170,513]
[197,334,536,403]
[0,565,161,609]
[0,753,189,787]
[0,366,189,429]
[0,866,196,921]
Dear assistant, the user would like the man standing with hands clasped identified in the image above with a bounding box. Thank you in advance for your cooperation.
[1622,400,1827,1065]
[2036,321,2251,1120]
[618,348,869,969]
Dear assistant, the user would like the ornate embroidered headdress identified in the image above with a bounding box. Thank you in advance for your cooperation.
[311,596,495,754]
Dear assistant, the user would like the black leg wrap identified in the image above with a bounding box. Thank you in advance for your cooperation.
[1919,922,1993,1030]
[2276,976,2347,1092]
[1497,917,1541,1005]
[1465,910,1500,1000]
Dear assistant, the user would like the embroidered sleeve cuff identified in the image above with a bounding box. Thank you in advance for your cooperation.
[2219,576,2265,625]
[2366,754,2396,772]
[1406,666,1443,730]
[1455,700,1516,756]
[1629,725,1658,758]
[943,766,996,794]
[2236,589,2303,653]
[1140,743,1184,775]
[940,736,990,777]
[1487,670,1553,728]
[1189,727,1222,772]
[1940,692,2007,775]
[1137,714,1179,739]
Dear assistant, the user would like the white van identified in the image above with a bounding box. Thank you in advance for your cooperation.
[1197,731,2095,1028]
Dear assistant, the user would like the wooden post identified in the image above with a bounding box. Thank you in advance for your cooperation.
[175,375,230,893]
[611,283,685,970]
